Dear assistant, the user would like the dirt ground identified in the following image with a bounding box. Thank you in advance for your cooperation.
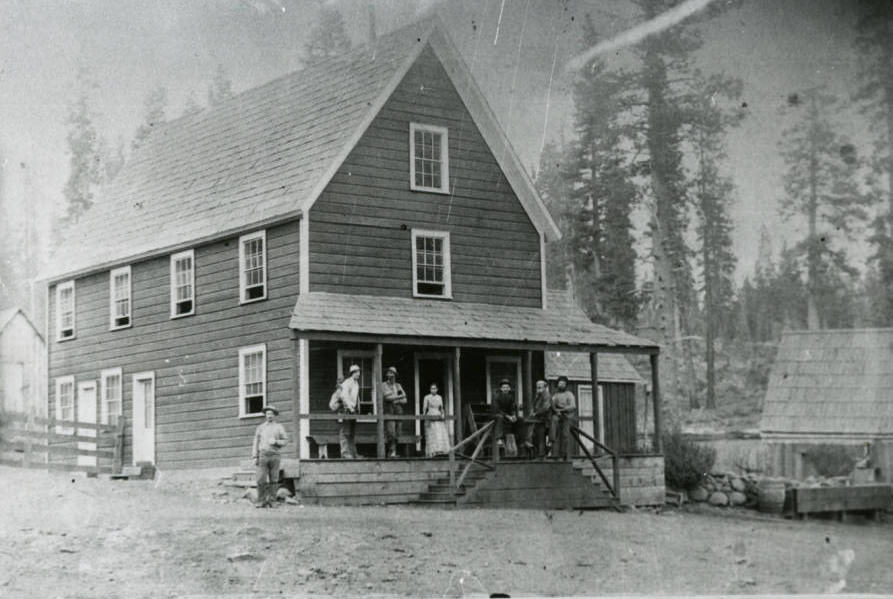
[1,466,891,598]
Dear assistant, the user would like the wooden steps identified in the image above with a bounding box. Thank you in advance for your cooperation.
[412,465,491,506]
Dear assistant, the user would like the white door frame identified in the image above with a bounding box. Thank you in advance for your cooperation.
[414,352,454,449]
[484,355,523,406]
[132,371,156,465]
[76,381,97,467]
[578,384,605,447]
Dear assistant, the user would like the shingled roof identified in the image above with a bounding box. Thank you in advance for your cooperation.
[544,351,644,384]
[760,328,893,437]
[289,290,658,351]
[44,16,559,282]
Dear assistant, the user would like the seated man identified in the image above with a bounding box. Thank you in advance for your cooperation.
[530,379,552,458]
[549,375,576,459]
[491,378,532,454]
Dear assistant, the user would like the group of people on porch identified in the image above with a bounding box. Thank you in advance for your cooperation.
[328,364,577,460]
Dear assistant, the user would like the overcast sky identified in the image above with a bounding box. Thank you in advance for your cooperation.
[0,0,868,278]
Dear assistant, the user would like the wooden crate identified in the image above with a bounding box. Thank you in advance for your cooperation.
[789,484,893,521]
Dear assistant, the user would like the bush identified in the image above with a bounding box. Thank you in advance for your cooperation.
[662,429,716,491]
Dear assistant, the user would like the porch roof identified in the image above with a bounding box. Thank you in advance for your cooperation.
[289,291,658,353]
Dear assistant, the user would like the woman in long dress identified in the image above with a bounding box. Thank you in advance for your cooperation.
[423,383,451,456]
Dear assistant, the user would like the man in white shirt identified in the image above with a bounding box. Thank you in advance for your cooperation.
[339,364,361,459]
[251,405,288,508]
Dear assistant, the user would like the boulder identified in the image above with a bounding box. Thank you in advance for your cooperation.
[708,492,730,507]
[242,489,259,503]
[729,491,747,506]
[730,478,747,492]
[690,486,710,502]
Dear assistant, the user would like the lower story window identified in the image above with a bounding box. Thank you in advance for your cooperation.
[101,368,123,426]
[337,351,375,416]
[239,344,266,416]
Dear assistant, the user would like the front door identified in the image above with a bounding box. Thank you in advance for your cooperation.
[414,353,454,449]
[132,372,156,464]
[76,381,97,467]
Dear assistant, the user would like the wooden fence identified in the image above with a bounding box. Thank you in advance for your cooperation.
[0,410,125,474]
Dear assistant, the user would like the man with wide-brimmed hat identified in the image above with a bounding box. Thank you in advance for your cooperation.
[380,366,407,458]
[251,405,288,508]
[338,364,361,459]
[550,376,576,459]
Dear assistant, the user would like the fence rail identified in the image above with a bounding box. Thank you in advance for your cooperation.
[0,410,125,474]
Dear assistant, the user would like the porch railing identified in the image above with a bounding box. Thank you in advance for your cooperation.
[446,420,495,496]
[570,424,620,503]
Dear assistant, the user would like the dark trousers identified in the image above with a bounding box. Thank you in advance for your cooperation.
[532,421,548,458]
[255,454,281,506]
[494,415,532,446]
[384,401,402,455]
[339,418,357,458]
[550,413,575,458]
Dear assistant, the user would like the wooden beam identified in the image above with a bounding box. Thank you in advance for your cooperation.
[292,336,301,459]
[524,350,533,416]
[298,331,660,355]
[650,354,662,453]
[374,343,384,458]
[454,346,463,442]
[589,351,599,445]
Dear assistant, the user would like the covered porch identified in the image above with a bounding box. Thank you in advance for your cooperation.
[285,290,664,507]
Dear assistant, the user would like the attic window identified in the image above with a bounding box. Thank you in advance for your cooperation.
[56,280,75,341]
[109,266,131,329]
[410,123,449,193]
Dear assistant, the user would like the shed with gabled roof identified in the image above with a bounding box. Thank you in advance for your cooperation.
[760,328,893,481]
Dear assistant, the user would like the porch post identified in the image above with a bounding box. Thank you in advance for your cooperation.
[650,353,662,453]
[524,351,533,416]
[453,346,463,442]
[375,343,384,458]
[292,334,301,459]
[298,336,311,460]
[589,351,599,445]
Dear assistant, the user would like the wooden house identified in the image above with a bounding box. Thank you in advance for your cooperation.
[760,328,893,482]
[545,351,645,454]
[41,18,663,507]
[0,308,46,416]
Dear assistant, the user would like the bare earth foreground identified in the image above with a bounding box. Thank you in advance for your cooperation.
[0,466,891,598]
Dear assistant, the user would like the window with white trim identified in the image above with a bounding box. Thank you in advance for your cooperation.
[56,280,75,340]
[485,356,523,407]
[239,344,266,417]
[101,368,123,426]
[55,376,75,422]
[239,230,267,303]
[336,350,376,416]
[410,123,449,193]
[411,230,451,298]
[109,266,132,329]
[170,250,195,317]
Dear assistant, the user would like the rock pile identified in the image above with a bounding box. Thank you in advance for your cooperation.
[688,472,760,509]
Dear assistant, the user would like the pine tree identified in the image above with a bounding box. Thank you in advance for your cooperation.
[688,72,742,408]
[535,143,576,292]
[132,85,168,151]
[207,64,233,107]
[304,3,352,66]
[853,1,893,326]
[778,88,872,329]
[62,76,103,225]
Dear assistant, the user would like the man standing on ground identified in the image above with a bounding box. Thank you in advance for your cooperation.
[531,379,552,458]
[339,364,361,459]
[380,366,407,458]
[252,405,288,508]
[550,376,576,459]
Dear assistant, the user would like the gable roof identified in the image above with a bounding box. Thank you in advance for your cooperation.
[43,16,559,283]
[289,289,658,352]
[544,351,644,384]
[760,328,893,437]
[0,307,43,340]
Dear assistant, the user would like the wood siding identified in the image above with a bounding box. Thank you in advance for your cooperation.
[1,315,46,415]
[309,46,543,307]
[47,220,300,469]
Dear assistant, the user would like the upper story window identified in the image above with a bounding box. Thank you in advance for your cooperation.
[410,123,449,193]
[239,344,266,417]
[101,368,123,426]
[109,266,132,330]
[170,249,195,318]
[239,230,267,303]
[411,229,451,299]
[56,280,75,341]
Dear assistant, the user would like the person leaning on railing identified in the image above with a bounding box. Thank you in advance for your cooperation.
[530,380,552,459]
[549,376,576,459]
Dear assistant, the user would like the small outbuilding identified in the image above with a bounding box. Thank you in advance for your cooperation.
[545,351,646,454]
[0,307,46,416]
[760,328,893,482]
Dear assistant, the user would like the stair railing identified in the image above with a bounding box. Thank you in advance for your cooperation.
[447,420,495,497]
[569,425,620,503]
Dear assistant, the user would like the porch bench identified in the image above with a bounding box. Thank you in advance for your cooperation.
[306,434,422,458]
